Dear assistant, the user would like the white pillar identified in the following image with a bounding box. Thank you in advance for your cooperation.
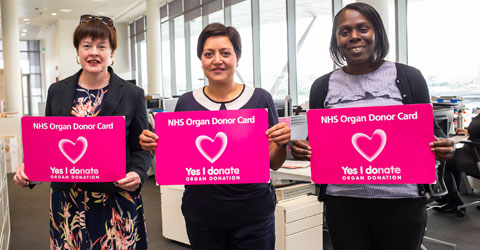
[146,0,164,95]
[1,0,23,113]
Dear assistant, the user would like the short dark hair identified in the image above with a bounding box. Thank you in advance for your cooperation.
[197,23,242,60]
[73,18,117,51]
[330,2,389,67]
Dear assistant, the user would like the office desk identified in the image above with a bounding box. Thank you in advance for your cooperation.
[271,161,312,183]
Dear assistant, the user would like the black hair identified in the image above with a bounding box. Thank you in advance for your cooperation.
[329,2,389,67]
[197,23,242,60]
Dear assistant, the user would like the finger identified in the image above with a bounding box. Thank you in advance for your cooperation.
[142,130,159,140]
[139,134,156,143]
[265,123,286,136]
[293,140,311,150]
[268,127,291,139]
[269,132,291,141]
[291,145,311,155]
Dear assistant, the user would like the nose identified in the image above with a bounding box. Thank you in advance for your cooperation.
[213,52,222,64]
[89,46,99,55]
[349,30,361,42]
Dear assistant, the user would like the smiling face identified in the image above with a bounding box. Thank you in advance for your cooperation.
[336,9,376,67]
[201,36,238,85]
[77,37,113,75]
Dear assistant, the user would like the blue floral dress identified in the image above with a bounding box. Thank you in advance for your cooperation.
[49,85,148,250]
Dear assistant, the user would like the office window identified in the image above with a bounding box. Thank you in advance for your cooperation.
[231,0,253,86]
[161,22,172,97]
[259,0,288,100]
[408,0,480,108]
[190,17,205,90]
[175,16,187,94]
[295,0,332,105]
[209,10,224,24]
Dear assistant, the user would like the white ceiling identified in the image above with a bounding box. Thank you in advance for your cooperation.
[0,0,150,40]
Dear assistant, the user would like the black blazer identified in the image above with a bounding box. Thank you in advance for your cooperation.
[45,67,152,192]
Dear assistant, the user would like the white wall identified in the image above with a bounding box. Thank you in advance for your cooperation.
[41,23,59,95]
[112,23,132,80]
[57,19,82,80]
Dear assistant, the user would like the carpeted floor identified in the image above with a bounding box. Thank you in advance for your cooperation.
[7,174,480,250]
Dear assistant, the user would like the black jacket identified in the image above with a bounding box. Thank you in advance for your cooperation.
[309,62,445,200]
[46,67,152,192]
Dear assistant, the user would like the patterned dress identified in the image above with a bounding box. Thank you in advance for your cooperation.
[49,85,148,250]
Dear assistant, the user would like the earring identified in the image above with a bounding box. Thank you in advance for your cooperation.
[76,55,80,64]
[110,58,115,66]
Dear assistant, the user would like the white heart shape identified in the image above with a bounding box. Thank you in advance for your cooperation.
[195,132,228,163]
[58,136,88,164]
[351,129,387,162]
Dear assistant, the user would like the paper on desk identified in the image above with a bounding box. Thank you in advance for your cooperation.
[281,160,310,169]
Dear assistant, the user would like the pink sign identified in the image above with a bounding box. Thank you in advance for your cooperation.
[21,116,126,182]
[307,104,436,184]
[155,109,270,185]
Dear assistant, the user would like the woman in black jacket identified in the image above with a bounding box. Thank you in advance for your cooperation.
[14,15,151,249]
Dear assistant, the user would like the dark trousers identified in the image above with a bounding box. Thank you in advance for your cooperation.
[325,195,427,250]
[185,215,275,250]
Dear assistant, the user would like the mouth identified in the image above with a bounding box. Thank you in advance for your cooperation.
[211,68,225,72]
[87,59,101,64]
[348,46,366,53]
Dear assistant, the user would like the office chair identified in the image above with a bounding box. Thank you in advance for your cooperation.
[456,140,480,212]
[421,161,459,250]
[421,114,459,250]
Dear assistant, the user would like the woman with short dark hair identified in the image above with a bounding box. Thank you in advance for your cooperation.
[291,3,454,250]
[14,15,151,249]
[140,23,291,250]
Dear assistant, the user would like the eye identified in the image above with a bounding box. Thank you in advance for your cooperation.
[203,52,213,58]
[82,44,90,49]
[222,51,231,57]
[339,30,350,37]
[359,27,370,33]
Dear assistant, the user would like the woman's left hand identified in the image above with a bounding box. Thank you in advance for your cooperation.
[266,122,291,147]
[115,172,141,192]
[430,137,455,161]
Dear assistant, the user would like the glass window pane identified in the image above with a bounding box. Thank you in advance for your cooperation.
[260,1,288,100]
[231,0,253,86]
[190,17,205,90]
[175,16,187,94]
[161,22,172,97]
[296,0,332,105]
[19,41,28,51]
[408,0,480,99]
[208,9,224,24]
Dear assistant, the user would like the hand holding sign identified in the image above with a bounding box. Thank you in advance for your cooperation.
[307,104,436,184]
[154,109,270,185]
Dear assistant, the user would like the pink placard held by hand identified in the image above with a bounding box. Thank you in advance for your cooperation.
[22,116,126,182]
[155,109,270,185]
[307,104,436,184]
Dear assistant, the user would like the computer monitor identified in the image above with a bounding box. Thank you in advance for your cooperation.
[434,108,454,136]
[147,98,162,109]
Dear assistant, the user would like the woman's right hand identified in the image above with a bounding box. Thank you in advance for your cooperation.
[291,140,312,160]
[13,163,29,187]
[139,129,159,151]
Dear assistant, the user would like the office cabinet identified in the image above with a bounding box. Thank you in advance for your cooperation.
[275,195,323,250]
[0,139,10,250]
[160,185,190,245]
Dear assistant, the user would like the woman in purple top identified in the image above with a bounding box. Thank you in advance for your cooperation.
[140,23,291,250]
[291,3,455,250]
